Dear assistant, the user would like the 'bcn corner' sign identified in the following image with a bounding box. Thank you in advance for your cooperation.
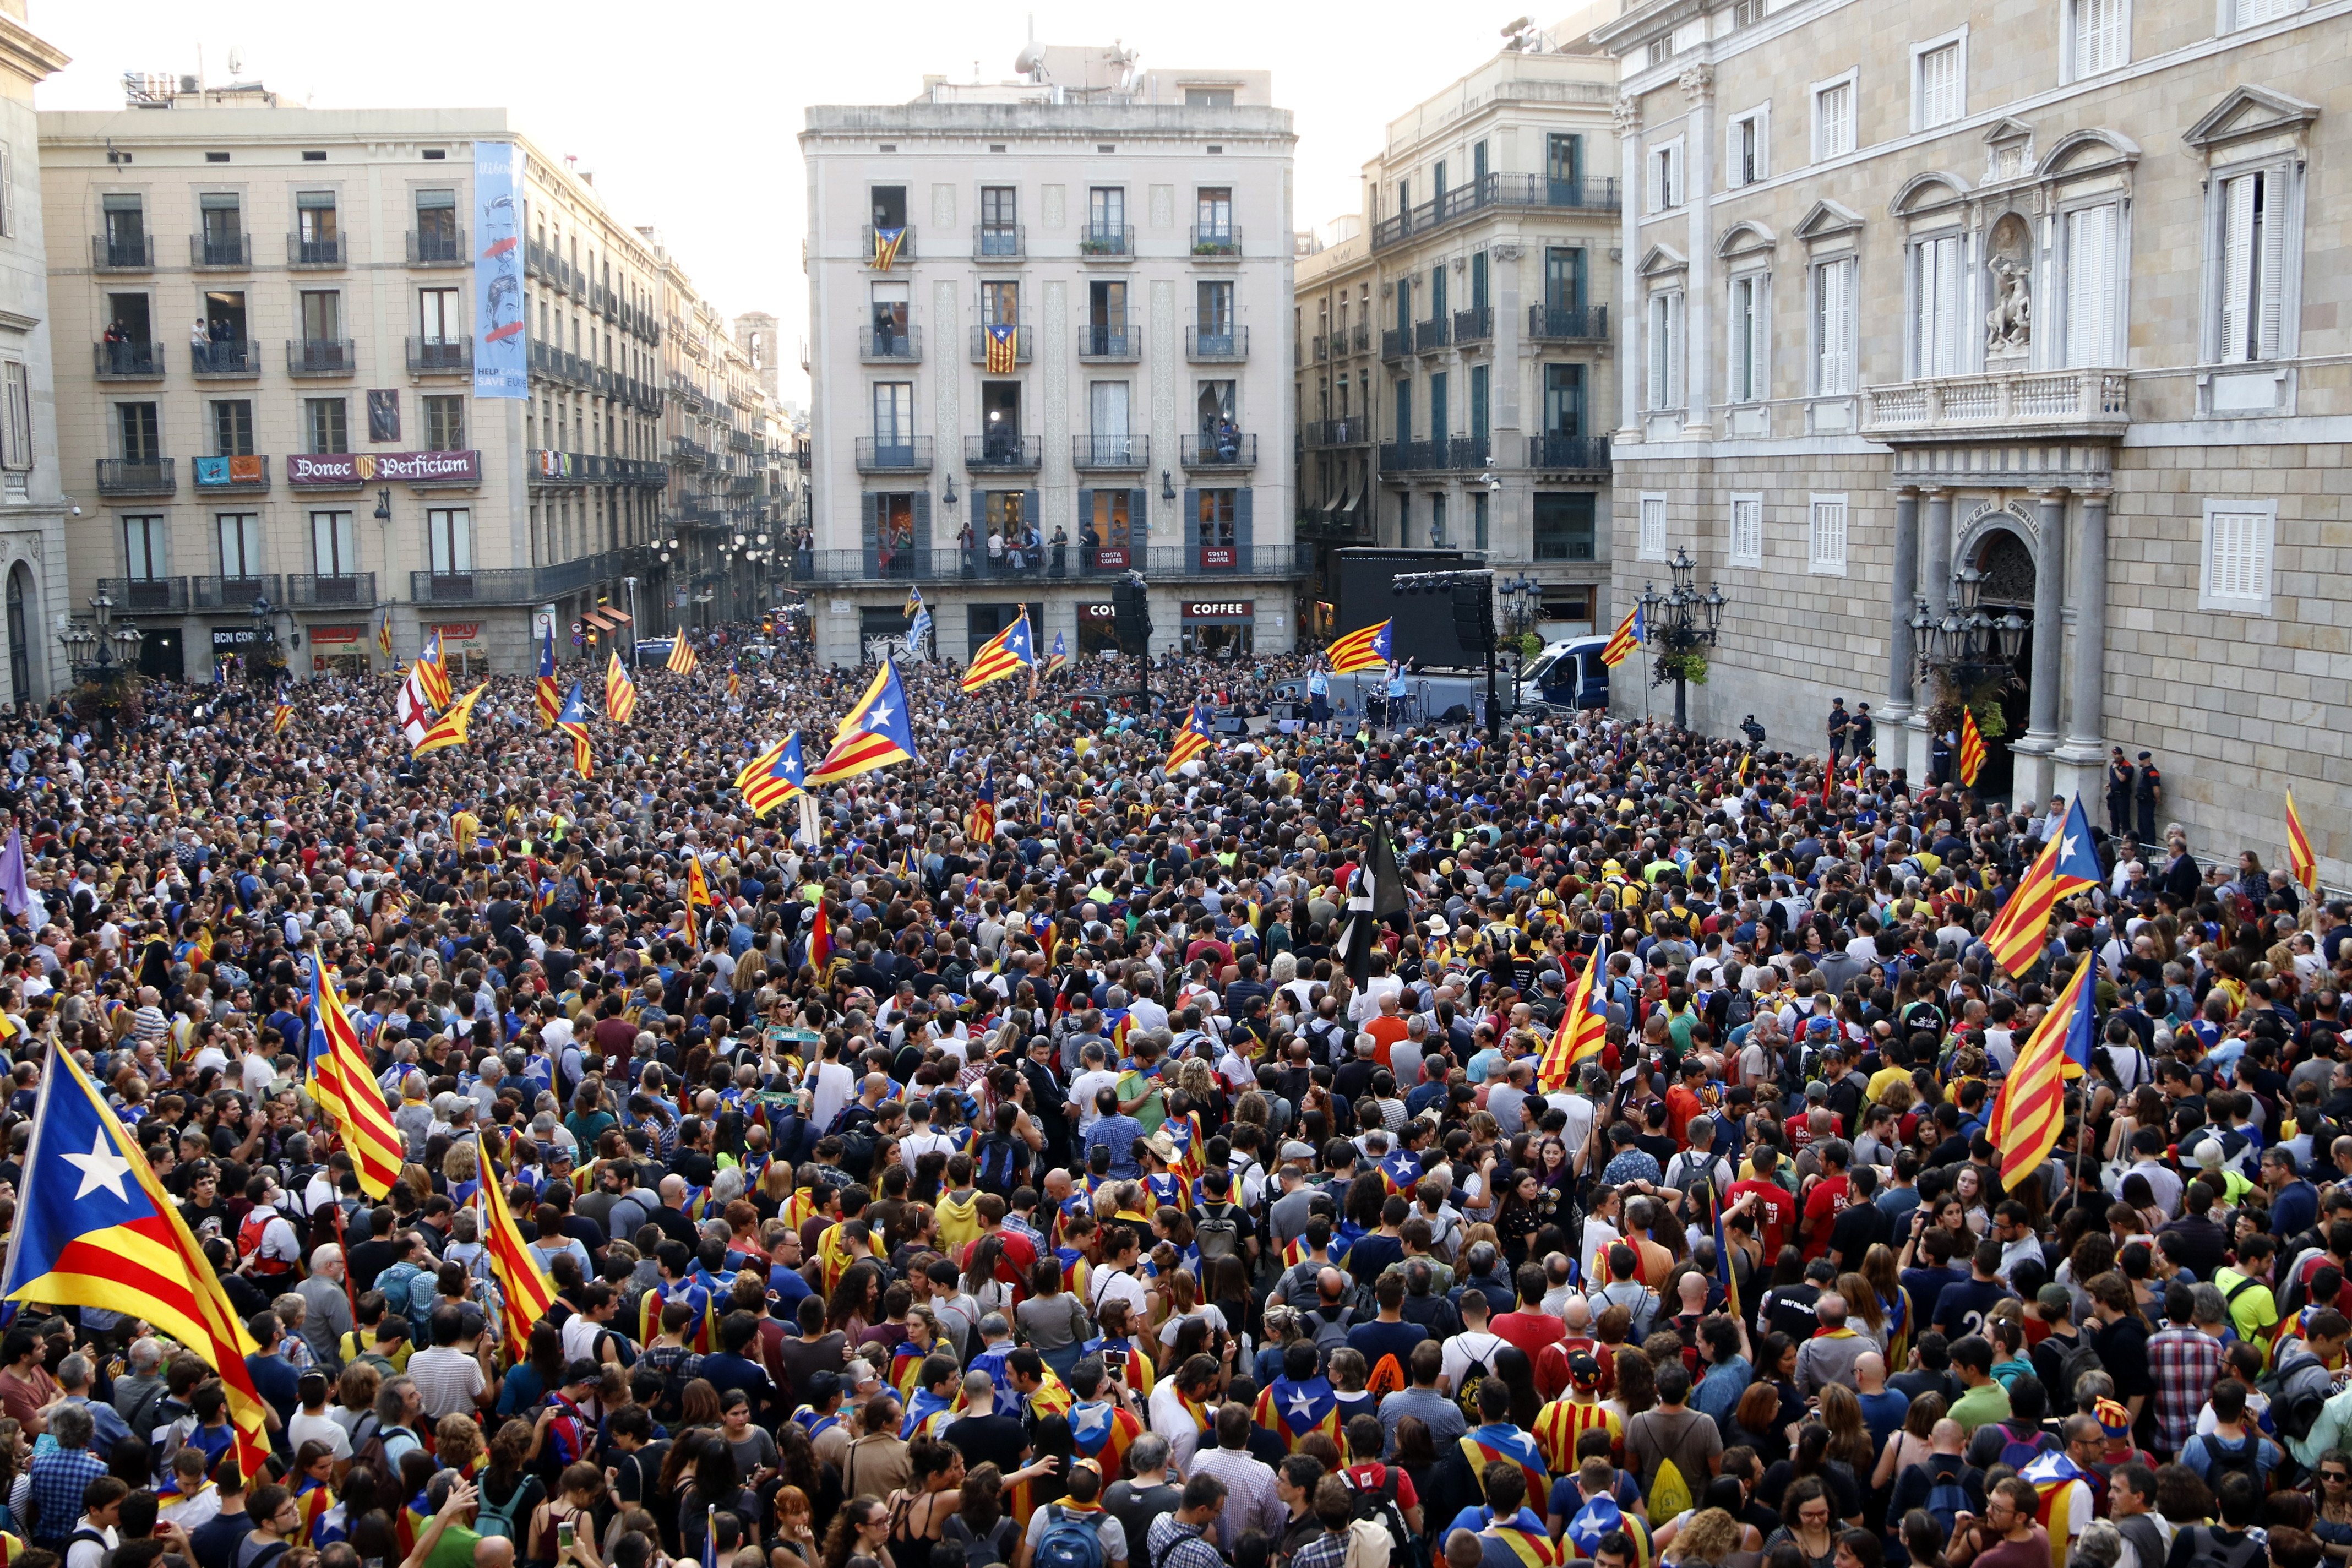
[287,450,482,487]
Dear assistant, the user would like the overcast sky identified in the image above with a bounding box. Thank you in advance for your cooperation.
[32,0,1605,401]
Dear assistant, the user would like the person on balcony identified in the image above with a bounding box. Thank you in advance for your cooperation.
[104,320,129,372]
[1213,416,1240,464]
[190,318,211,369]
[1050,525,1069,579]
[986,527,1005,574]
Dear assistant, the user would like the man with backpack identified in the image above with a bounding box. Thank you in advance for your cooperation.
[1336,1414,1422,1567]
[1141,1476,1229,1568]
[1622,1364,1718,1522]
[1022,1458,1128,1568]
[1884,1418,1984,1566]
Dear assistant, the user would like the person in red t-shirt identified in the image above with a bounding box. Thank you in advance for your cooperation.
[1724,1172,1797,1259]
[1664,1059,1709,1147]
[1340,1412,1423,1533]
[1800,1143,1854,1262]
[1492,1262,1568,1360]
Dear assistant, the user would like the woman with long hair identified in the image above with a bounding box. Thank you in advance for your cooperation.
[1835,1274,1887,1351]
[818,1497,892,1568]
[1870,1392,1945,1494]
[1815,1386,1875,1480]
[937,1464,1019,1568]
[1763,1422,1863,1528]
[1494,1168,1544,1273]
[1729,1380,1789,1470]
[1015,1259,1092,1379]
[881,1437,963,1568]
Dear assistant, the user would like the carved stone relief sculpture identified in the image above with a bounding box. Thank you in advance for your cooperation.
[1985,213,2032,358]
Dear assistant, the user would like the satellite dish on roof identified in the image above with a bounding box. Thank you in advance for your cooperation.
[1015,42,1047,75]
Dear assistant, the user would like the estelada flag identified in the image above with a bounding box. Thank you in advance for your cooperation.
[1958,707,1988,787]
[1324,618,1393,675]
[412,683,487,757]
[535,629,560,731]
[0,1044,273,1482]
[1538,934,1609,1091]
[961,610,1035,692]
[1983,794,2101,975]
[1987,952,2097,1191]
[807,657,919,786]
[1600,603,1645,668]
[306,954,404,1199]
[1252,1373,1340,1445]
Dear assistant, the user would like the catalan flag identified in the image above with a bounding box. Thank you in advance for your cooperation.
[1042,630,1069,679]
[1325,618,1393,675]
[1958,707,1987,787]
[307,953,405,1200]
[806,900,833,971]
[536,629,560,731]
[1,1043,273,1482]
[1252,1373,1340,1446]
[1457,1427,1550,1513]
[739,733,807,818]
[1537,934,1608,1091]
[965,767,997,845]
[873,225,905,270]
[417,629,453,709]
[272,688,293,734]
[412,682,488,757]
[984,323,1019,374]
[727,665,742,703]
[1164,701,1215,776]
[2287,788,2318,894]
[605,651,637,725]
[472,1134,559,1352]
[1983,794,2101,976]
[906,587,933,658]
[1599,603,1645,669]
[685,853,714,921]
[375,609,394,660]
[961,610,1035,692]
[667,636,699,676]
[1068,1398,1144,1477]
[807,656,920,786]
[1988,951,2097,1191]
[556,682,594,778]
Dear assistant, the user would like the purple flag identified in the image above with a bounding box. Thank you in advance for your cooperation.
[0,826,26,918]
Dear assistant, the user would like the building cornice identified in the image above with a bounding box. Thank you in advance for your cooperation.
[1591,0,1707,55]
[0,12,68,89]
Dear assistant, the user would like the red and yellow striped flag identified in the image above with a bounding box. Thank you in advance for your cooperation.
[308,954,405,1200]
[1957,707,1987,787]
[605,651,637,725]
[1987,954,2097,1190]
[2287,788,2318,894]
[1538,935,1608,1091]
[666,637,699,676]
[475,1134,559,1350]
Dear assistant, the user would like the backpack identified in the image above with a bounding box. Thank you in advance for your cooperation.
[1194,1204,1243,1266]
[1035,1506,1108,1568]
[944,1515,1017,1568]
[1304,1308,1353,1365]
[2262,1351,2332,1444]
[1921,1467,1974,1540]
[2176,1527,2266,1568]
[2198,1430,2265,1489]
[475,1475,536,1541]
[1452,1334,1499,1425]
[1340,1464,1416,1568]
[974,1134,1024,1194]
[377,1261,432,1335]
[352,1419,400,1478]
[2054,1338,2107,1408]
[1995,1422,2050,1474]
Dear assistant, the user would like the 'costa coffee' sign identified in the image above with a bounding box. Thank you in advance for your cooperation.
[1095,548,1131,568]
[1079,603,1116,619]
[1182,601,1253,618]
[287,449,482,487]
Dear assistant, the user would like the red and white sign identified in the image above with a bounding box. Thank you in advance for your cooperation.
[1079,603,1116,619]
[435,623,481,644]
[1198,546,1236,569]
[308,625,364,645]
[1182,601,1253,619]
[1095,548,1131,569]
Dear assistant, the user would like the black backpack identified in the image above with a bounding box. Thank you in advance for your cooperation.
[1341,1464,1420,1568]
[1195,1203,1243,1265]
[974,1133,1025,1194]
[2199,1430,2266,1489]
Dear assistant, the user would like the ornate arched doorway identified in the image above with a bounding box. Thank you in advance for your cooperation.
[1963,521,2036,799]
[4,564,34,710]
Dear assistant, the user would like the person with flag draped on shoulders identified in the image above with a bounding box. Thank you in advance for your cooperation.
[1253,1338,1341,1447]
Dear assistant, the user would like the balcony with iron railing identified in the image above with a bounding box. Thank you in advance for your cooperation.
[410,546,649,607]
[1379,439,1487,473]
[190,232,251,269]
[96,458,175,495]
[288,232,345,268]
[287,572,377,608]
[1179,432,1257,470]
[189,338,260,378]
[1072,434,1150,471]
[1314,334,1330,362]
[1078,323,1140,361]
[1527,303,1610,341]
[965,434,1042,473]
[1371,173,1623,251]
[1524,433,1613,472]
[192,573,282,609]
[968,325,1033,364]
[96,577,190,613]
[1414,317,1451,353]
[862,225,917,266]
[855,437,934,474]
[288,338,356,376]
[1190,224,1242,258]
[95,340,164,380]
[1864,368,2131,437]
[408,226,467,266]
[786,541,1310,586]
[93,232,155,270]
[670,435,710,466]
[1380,328,1411,362]
[974,222,1026,260]
[1303,417,1373,447]
[1186,322,1249,361]
[1453,307,1494,345]
[1079,223,1134,259]
[859,324,921,363]
[407,337,472,375]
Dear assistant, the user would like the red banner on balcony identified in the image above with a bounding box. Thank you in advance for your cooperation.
[287,449,481,487]
[1198,547,1236,569]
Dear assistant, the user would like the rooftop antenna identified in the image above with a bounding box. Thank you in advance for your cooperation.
[226,46,244,77]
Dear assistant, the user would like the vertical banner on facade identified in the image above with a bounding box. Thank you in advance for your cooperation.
[473,140,526,399]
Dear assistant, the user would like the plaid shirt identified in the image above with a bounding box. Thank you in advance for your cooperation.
[28,1446,107,1545]
[1147,1517,1228,1568]
[1287,1526,1352,1568]
[2148,1325,2223,1451]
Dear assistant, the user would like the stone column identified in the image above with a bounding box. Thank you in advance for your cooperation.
[2053,488,2112,803]
[2013,487,2068,803]
[1680,66,1715,440]
[1614,96,1642,442]
[1921,488,1954,618]
[1886,488,1920,723]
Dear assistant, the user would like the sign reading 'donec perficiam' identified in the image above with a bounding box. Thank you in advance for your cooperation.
[286,450,481,487]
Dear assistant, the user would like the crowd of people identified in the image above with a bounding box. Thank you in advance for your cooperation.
[0,624,2341,1568]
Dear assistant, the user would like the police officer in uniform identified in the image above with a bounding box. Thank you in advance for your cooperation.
[2105,747,2136,837]
[1852,702,1876,763]
[2134,750,2164,843]
[1826,696,1850,763]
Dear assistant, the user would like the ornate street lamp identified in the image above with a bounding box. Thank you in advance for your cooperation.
[1912,564,2028,694]
[1640,546,1728,731]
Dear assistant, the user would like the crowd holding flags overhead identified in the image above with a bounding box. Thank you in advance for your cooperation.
[1163,700,1216,775]
[0,1044,274,1482]
[305,954,404,1199]
[667,636,699,676]
[471,1134,559,1351]
[1324,617,1393,674]
[605,651,638,724]
[417,629,454,708]
[1599,603,1646,668]
[965,767,997,844]
[412,683,487,757]
[961,610,1035,692]
[556,681,595,778]
[536,629,560,729]
[1042,630,1069,679]
[738,732,807,818]
[1989,949,2098,1190]
[805,656,919,786]
[1958,707,1988,787]
[1983,794,2102,974]
[1537,934,1609,1090]
[2288,788,2319,894]
[272,687,293,734]
[905,587,933,658]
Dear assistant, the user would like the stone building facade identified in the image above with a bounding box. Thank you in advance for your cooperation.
[1594,0,2351,884]
[0,5,69,707]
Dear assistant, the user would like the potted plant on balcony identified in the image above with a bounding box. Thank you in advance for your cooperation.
[1080,232,1121,257]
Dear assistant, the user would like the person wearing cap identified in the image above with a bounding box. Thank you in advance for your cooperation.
[1022,1455,1127,1568]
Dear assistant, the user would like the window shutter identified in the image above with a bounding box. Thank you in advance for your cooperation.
[1183,489,1200,553]
[2256,171,2286,361]
[1129,489,1148,547]
[1819,261,1853,394]
[1236,487,1254,562]
[912,489,932,555]
[2066,204,2117,368]
[1076,488,1093,549]
[1022,491,1040,545]
[861,492,879,576]
[2220,173,2256,363]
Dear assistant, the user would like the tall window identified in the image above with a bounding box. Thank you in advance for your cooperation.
[1429,493,1447,547]
[1914,39,1963,129]
[300,290,341,342]
[1646,292,1683,409]
[1393,379,1411,443]
[1638,495,1667,560]
[1469,250,1488,311]
[1469,364,1490,442]
[2217,168,2286,364]
[123,514,166,579]
[979,281,1019,326]
[2064,203,2120,367]
[1813,77,1855,161]
[1808,496,1849,574]
[423,395,466,450]
[979,186,1018,255]
[1732,111,1766,187]
[1428,264,1446,322]
[1196,488,1237,548]
[1814,258,1855,394]
[0,361,29,472]
[1649,143,1683,211]
[1729,275,1766,402]
[1472,491,1490,551]
[1196,187,1233,237]
[295,190,338,257]
[1729,494,1764,568]
[414,188,458,252]
[198,192,242,261]
[217,512,264,579]
[2200,500,2274,613]
[211,399,254,456]
[2070,0,2127,77]
[1088,186,1125,239]
[1546,133,1583,199]
[116,401,160,462]
[1535,493,1596,562]
[1913,235,1964,377]
[871,382,913,447]
[1543,364,1585,436]
[305,398,347,454]
[420,288,460,342]
[312,510,358,576]
[427,507,473,575]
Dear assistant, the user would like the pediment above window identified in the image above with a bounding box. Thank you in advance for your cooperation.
[2183,84,2320,153]
[1637,242,1688,279]
[1793,199,1863,243]
[1890,172,1972,219]
[1716,220,1776,261]
[2040,127,2141,179]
